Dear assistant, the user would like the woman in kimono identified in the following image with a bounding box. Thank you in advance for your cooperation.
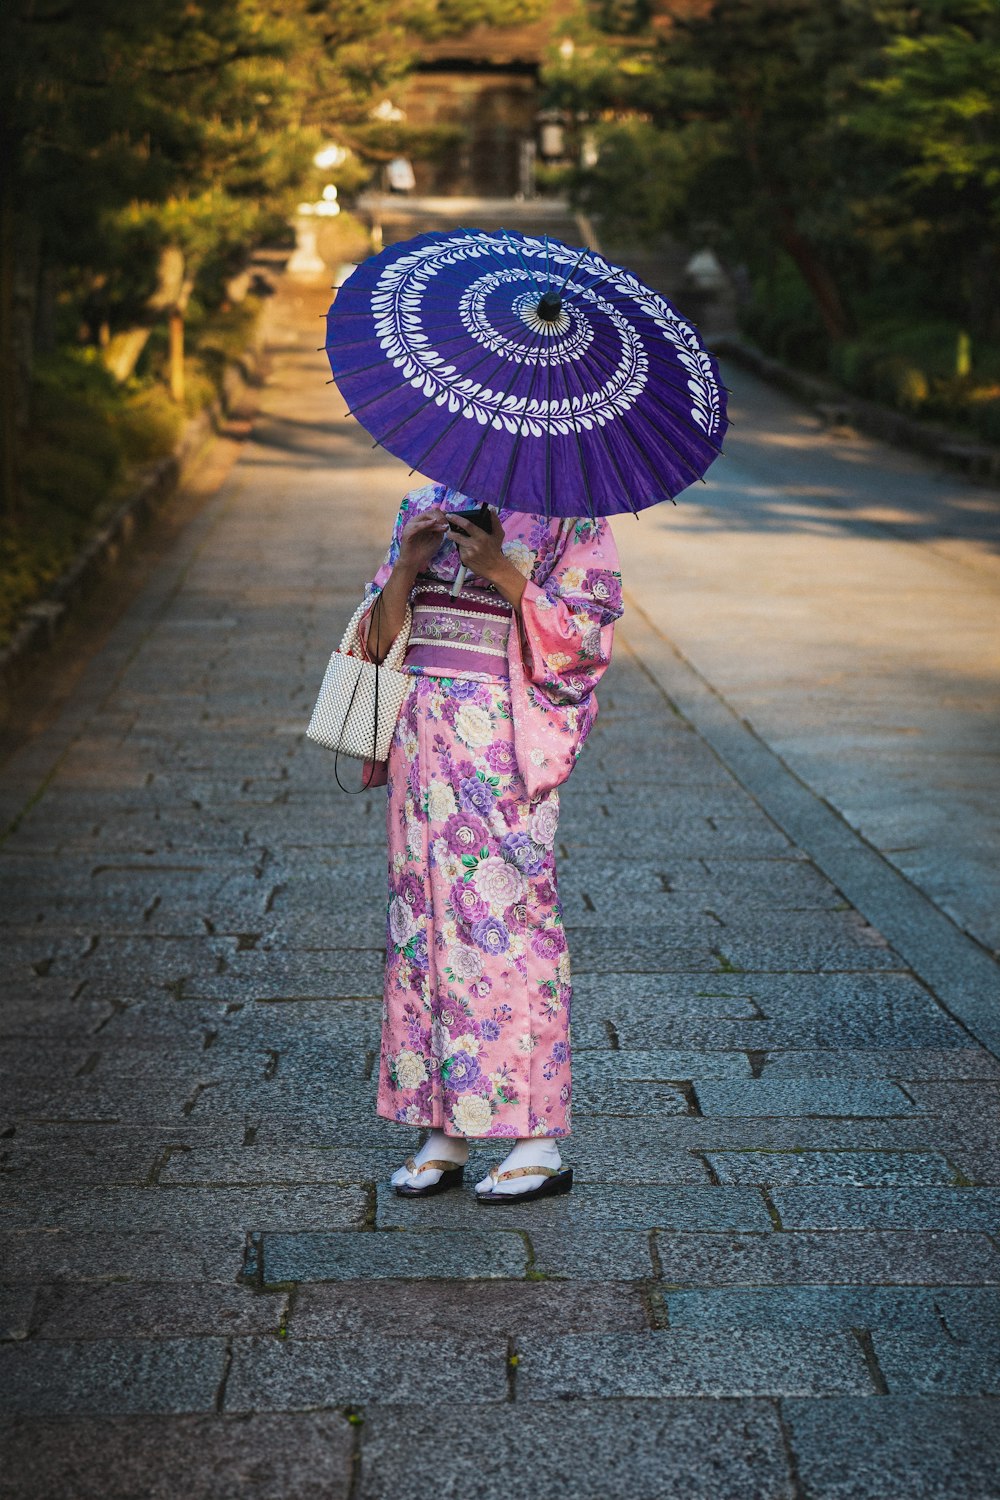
[360,482,622,1201]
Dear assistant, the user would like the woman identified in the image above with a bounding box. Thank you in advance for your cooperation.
[359,481,622,1201]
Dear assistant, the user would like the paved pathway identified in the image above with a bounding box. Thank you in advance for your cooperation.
[617,367,1000,959]
[1,269,999,1498]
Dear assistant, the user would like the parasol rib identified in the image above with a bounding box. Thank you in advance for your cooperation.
[340,306,534,426]
[579,323,721,482]
[497,321,549,510]
[453,319,548,496]
[554,337,598,522]
[388,307,542,478]
[559,345,642,517]
[558,324,679,505]
[501,228,544,297]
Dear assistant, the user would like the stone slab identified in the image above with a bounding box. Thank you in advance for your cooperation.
[694,1080,920,1117]
[0,1287,34,1342]
[289,1278,650,1338]
[181,951,386,1002]
[662,1286,998,1335]
[1,1145,163,1187]
[357,1398,793,1500]
[2,1120,242,1152]
[565,1142,712,1185]
[261,1230,527,1283]
[248,1115,429,1149]
[606,972,972,1050]
[0,990,118,1040]
[653,1231,1000,1286]
[570,1114,945,1155]
[515,1328,874,1397]
[375,1183,773,1233]
[904,1081,1000,1118]
[574,1050,753,1081]
[525,1229,657,1281]
[572,1077,691,1116]
[707,910,898,973]
[571,972,765,1018]
[1,1184,368,1233]
[0,1231,245,1284]
[707,1150,959,1187]
[872,1329,1000,1395]
[159,1146,400,1185]
[564,821,794,861]
[770,1187,1000,1231]
[943,1146,1000,1184]
[30,1283,286,1340]
[0,1412,354,1500]
[560,855,841,910]
[781,1395,1000,1500]
[225,1333,506,1409]
[0,862,277,939]
[0,1338,225,1415]
[761,1049,1000,1080]
[566,932,723,974]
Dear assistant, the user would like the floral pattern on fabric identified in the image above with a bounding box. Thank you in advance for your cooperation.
[367,485,623,1138]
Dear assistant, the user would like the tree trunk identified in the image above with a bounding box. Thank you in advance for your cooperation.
[0,133,36,522]
[168,309,185,403]
[0,164,18,523]
[775,213,851,344]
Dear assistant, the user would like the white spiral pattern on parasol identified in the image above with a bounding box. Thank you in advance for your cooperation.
[369,234,722,439]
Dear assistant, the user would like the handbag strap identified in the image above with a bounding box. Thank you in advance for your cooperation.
[339,593,412,671]
[332,590,412,795]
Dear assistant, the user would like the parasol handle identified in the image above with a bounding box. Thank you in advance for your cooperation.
[451,565,468,598]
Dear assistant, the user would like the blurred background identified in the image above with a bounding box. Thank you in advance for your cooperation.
[2,0,997,649]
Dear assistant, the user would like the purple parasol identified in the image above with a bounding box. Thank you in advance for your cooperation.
[324,227,728,519]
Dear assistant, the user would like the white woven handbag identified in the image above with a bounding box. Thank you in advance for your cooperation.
[306,595,413,766]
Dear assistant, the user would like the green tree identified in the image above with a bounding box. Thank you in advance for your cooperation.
[547,0,1000,373]
[0,0,542,519]
[846,0,1000,336]
[548,0,894,342]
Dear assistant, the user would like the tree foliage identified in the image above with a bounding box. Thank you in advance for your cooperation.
[544,0,1000,380]
[0,0,541,519]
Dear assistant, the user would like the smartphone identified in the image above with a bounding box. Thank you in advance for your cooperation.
[447,503,493,535]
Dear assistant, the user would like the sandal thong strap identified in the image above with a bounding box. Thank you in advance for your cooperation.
[489,1163,560,1183]
[404,1156,462,1175]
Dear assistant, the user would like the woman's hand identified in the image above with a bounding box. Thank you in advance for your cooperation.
[362,508,448,663]
[397,508,450,576]
[448,510,526,610]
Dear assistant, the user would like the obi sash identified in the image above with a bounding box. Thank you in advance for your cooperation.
[404,577,512,678]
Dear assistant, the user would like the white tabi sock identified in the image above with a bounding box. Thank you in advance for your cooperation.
[475,1136,561,1196]
[391,1128,468,1190]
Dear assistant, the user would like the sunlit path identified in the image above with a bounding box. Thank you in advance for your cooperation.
[616,365,1000,958]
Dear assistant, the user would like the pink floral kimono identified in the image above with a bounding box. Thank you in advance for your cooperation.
[360,483,622,1139]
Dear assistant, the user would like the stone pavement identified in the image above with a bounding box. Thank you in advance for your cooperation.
[615,366,1000,963]
[1,272,999,1499]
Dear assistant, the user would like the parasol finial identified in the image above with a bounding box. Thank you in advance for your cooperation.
[536,290,563,323]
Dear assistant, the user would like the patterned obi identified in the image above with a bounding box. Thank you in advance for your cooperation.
[404,576,512,679]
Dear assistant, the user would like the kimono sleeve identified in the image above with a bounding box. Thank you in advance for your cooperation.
[507,517,623,799]
[517,517,623,704]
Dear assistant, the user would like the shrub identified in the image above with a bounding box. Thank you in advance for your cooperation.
[868,355,930,410]
[118,388,186,463]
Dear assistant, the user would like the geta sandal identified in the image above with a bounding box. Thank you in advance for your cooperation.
[475,1163,573,1204]
[394,1155,465,1198]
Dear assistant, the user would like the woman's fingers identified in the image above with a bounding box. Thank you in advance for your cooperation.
[399,510,450,565]
[406,511,447,535]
